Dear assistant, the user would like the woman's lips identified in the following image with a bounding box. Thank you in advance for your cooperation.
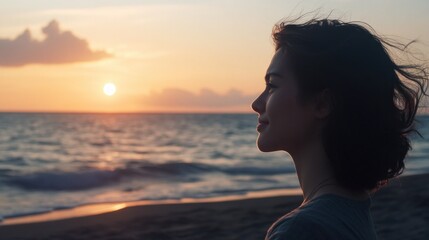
[258,118,269,124]
[257,122,268,131]
[257,117,269,131]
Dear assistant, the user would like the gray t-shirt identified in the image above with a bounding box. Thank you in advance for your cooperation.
[265,193,378,240]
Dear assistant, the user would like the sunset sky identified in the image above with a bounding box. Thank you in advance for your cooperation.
[1,0,428,113]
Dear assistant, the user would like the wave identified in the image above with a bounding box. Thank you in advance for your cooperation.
[0,156,28,166]
[89,138,113,147]
[210,151,233,159]
[30,140,60,146]
[4,169,125,191]
[219,166,295,175]
[3,161,294,191]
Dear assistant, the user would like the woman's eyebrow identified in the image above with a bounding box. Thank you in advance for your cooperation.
[265,72,283,82]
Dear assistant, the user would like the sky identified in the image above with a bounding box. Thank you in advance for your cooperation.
[0,0,428,113]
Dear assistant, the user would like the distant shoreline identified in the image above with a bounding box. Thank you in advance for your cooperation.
[1,110,429,115]
[0,111,256,115]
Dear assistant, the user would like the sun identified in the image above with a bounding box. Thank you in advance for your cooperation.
[103,83,116,96]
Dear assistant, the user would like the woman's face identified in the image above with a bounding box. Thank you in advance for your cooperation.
[251,48,319,153]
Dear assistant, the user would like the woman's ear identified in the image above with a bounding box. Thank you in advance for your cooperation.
[313,88,332,119]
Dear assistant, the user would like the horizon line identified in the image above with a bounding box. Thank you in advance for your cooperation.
[0,110,255,115]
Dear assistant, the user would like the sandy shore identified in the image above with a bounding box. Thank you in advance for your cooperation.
[0,172,428,240]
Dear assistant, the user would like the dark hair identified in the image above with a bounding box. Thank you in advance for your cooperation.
[272,16,429,192]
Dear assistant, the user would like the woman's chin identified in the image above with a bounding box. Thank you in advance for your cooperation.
[256,135,278,152]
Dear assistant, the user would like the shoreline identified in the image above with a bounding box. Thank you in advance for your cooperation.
[1,170,423,226]
[0,187,302,226]
[0,172,428,240]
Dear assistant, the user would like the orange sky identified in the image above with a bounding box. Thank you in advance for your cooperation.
[0,0,428,113]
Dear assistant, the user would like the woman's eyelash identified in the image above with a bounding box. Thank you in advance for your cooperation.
[266,82,277,89]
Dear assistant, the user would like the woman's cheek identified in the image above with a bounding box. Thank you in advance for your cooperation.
[273,94,306,144]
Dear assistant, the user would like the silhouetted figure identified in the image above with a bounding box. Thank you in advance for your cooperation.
[252,14,428,240]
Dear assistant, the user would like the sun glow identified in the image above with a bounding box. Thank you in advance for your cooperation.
[103,83,116,96]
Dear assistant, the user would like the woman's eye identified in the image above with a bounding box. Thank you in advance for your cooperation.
[266,82,277,92]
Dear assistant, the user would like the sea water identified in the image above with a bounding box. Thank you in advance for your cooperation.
[0,113,428,220]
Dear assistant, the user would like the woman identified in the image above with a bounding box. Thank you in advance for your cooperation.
[251,16,428,240]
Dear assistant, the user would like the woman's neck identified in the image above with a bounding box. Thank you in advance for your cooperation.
[290,136,369,205]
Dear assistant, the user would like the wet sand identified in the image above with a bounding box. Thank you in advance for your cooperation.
[0,172,428,240]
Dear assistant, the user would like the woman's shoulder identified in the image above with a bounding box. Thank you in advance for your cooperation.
[265,194,376,240]
[265,209,328,240]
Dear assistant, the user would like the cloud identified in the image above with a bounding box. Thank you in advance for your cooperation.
[0,20,111,67]
[142,88,257,108]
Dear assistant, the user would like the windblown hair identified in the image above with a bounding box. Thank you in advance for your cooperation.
[272,15,429,192]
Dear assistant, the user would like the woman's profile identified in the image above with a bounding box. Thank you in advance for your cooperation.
[251,14,428,240]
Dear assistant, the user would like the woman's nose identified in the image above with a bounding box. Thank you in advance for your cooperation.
[251,93,265,114]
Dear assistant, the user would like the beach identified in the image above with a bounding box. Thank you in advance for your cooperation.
[0,172,428,240]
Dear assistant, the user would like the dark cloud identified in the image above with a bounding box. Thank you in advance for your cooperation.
[142,87,257,108]
[0,20,111,67]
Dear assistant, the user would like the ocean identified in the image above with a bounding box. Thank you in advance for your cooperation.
[0,113,428,221]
